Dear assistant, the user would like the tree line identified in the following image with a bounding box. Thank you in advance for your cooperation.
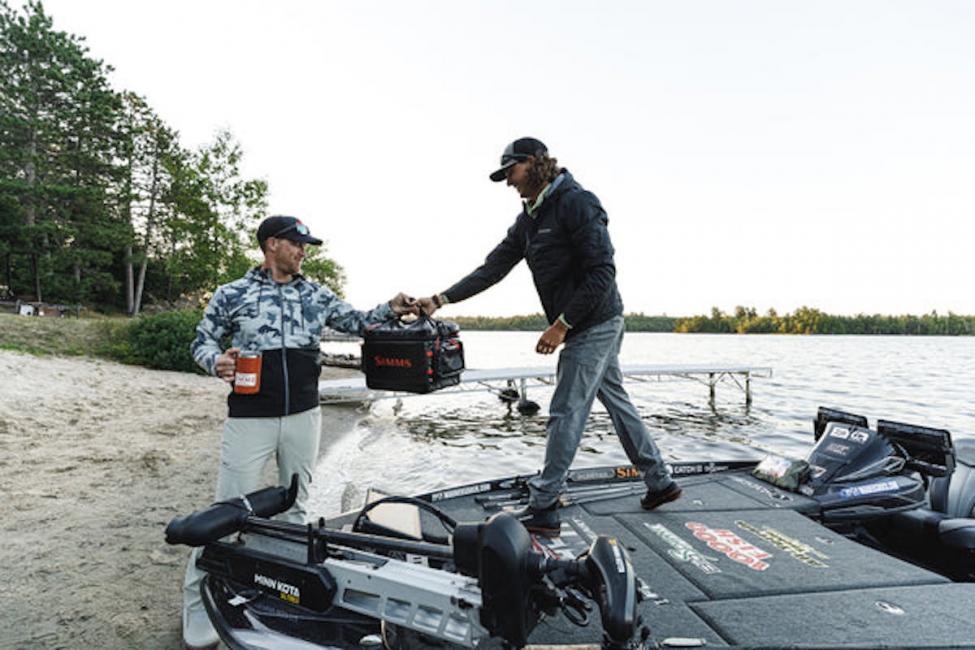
[451,313,677,332]
[450,308,974,335]
[0,1,343,314]
[674,306,974,335]
[451,314,550,331]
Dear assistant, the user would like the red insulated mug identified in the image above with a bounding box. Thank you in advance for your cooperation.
[233,351,262,394]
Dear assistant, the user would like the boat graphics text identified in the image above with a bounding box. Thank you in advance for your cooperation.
[668,462,740,476]
[735,520,830,568]
[429,482,492,502]
[645,523,721,574]
[615,466,641,479]
[838,480,900,499]
[685,522,771,571]
[829,426,870,445]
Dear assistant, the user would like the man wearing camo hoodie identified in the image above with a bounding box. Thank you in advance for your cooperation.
[180,215,417,650]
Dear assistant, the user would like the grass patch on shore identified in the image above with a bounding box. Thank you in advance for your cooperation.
[0,313,131,359]
[0,311,203,373]
[1,313,110,356]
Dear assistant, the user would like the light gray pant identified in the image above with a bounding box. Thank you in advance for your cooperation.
[528,316,671,509]
[181,407,322,646]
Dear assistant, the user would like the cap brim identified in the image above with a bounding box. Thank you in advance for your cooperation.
[281,232,323,246]
[489,159,517,182]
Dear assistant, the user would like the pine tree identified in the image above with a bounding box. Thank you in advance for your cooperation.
[119,92,176,314]
[0,2,346,311]
[0,0,126,305]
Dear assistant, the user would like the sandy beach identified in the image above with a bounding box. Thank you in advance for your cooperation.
[0,350,354,649]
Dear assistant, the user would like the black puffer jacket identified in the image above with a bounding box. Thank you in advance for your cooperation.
[443,171,623,336]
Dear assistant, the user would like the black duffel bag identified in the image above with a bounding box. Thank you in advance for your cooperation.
[361,315,464,393]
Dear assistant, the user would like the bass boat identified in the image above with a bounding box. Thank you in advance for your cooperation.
[166,407,975,649]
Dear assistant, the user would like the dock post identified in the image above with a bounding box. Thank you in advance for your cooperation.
[515,377,541,415]
[708,373,715,405]
[745,373,752,406]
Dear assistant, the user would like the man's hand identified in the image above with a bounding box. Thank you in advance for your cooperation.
[536,320,568,355]
[390,292,419,316]
[418,295,440,317]
[215,347,240,382]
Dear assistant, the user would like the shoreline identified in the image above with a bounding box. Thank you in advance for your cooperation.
[0,350,355,649]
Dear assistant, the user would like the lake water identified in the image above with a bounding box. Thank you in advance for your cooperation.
[307,332,975,516]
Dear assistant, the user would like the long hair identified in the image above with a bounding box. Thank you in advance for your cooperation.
[526,153,561,195]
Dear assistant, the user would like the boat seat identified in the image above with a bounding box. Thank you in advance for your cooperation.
[929,439,975,518]
[887,507,975,564]
[938,518,975,553]
[886,439,975,576]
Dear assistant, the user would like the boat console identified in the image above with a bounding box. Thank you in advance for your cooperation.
[804,411,934,520]
[794,407,975,580]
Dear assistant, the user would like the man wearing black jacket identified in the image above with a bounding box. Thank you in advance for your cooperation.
[420,138,680,537]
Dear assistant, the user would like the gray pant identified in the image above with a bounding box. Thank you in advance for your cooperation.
[528,316,671,509]
[181,407,322,647]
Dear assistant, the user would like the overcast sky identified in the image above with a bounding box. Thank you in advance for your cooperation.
[39,1,975,316]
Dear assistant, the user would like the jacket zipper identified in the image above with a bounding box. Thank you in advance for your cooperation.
[278,283,290,416]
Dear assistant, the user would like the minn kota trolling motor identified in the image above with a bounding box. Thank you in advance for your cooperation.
[166,476,647,650]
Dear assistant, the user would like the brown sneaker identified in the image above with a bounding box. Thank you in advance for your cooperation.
[640,481,682,510]
[516,503,562,537]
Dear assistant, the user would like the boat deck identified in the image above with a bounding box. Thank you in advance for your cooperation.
[385,468,975,648]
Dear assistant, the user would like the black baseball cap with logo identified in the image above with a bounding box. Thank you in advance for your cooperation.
[256,215,323,246]
[489,137,548,182]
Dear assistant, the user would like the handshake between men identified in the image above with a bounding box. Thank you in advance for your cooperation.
[417,293,567,356]
[389,292,419,316]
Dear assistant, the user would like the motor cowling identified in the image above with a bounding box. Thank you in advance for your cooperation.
[452,513,539,648]
[584,537,639,648]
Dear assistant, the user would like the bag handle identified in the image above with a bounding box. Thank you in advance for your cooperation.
[367,306,436,331]
[392,306,433,322]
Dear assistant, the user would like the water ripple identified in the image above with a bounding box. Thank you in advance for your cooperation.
[308,332,975,516]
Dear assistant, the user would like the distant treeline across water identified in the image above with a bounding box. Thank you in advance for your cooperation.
[452,307,975,335]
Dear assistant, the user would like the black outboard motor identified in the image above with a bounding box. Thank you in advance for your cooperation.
[804,408,926,521]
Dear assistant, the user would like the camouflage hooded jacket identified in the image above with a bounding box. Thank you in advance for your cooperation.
[191,267,393,417]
